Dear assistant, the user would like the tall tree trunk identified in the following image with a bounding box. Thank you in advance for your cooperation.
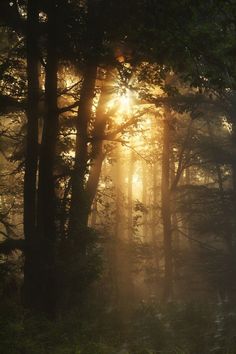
[170,152,180,288]
[85,77,110,209]
[127,151,134,241]
[229,121,236,251]
[65,63,109,308]
[161,111,173,301]
[151,115,160,291]
[208,120,234,299]
[69,0,104,242]
[142,160,148,238]
[60,0,106,307]
[151,160,160,289]
[23,0,40,308]
[207,121,232,248]
[36,0,58,314]
[68,63,97,243]
[114,147,133,324]
[113,146,123,307]
[125,149,135,306]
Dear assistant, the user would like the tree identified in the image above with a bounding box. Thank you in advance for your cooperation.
[2,0,236,316]
[161,108,173,300]
[23,0,40,310]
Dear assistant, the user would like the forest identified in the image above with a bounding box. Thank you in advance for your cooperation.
[1,0,236,353]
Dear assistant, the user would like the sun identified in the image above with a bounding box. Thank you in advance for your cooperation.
[106,87,132,119]
[118,92,131,114]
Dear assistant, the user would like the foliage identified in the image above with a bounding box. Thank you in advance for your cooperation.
[1,300,236,354]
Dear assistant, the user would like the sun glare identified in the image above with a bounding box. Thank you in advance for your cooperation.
[118,93,130,114]
[132,173,141,184]
[125,172,142,185]
[106,88,132,121]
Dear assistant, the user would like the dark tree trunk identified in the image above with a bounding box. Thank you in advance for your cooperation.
[23,0,40,309]
[69,0,105,242]
[161,111,173,301]
[86,80,109,208]
[127,151,134,241]
[113,146,127,316]
[218,163,234,299]
[207,121,233,252]
[69,63,98,242]
[170,153,180,285]
[151,160,160,287]
[36,0,58,314]
[142,159,148,238]
[151,116,160,290]
[125,150,135,307]
[231,122,236,245]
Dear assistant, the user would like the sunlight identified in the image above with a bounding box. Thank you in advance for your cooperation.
[125,172,142,185]
[118,91,131,114]
[222,116,232,133]
[106,86,132,119]
[132,173,141,184]
[100,182,106,188]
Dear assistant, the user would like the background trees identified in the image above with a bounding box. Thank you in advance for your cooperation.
[1,0,236,353]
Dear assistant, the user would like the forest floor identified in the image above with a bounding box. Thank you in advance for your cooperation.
[1,298,236,354]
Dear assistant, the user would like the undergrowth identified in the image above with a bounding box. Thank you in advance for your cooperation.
[1,300,236,354]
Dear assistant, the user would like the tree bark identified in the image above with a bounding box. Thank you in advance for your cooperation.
[230,121,236,247]
[68,63,98,242]
[151,160,160,287]
[69,0,104,241]
[161,110,173,301]
[36,0,58,314]
[125,149,135,305]
[208,120,234,298]
[23,0,40,309]
[85,78,109,208]
[142,159,148,238]
[127,151,134,240]
[170,152,180,284]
